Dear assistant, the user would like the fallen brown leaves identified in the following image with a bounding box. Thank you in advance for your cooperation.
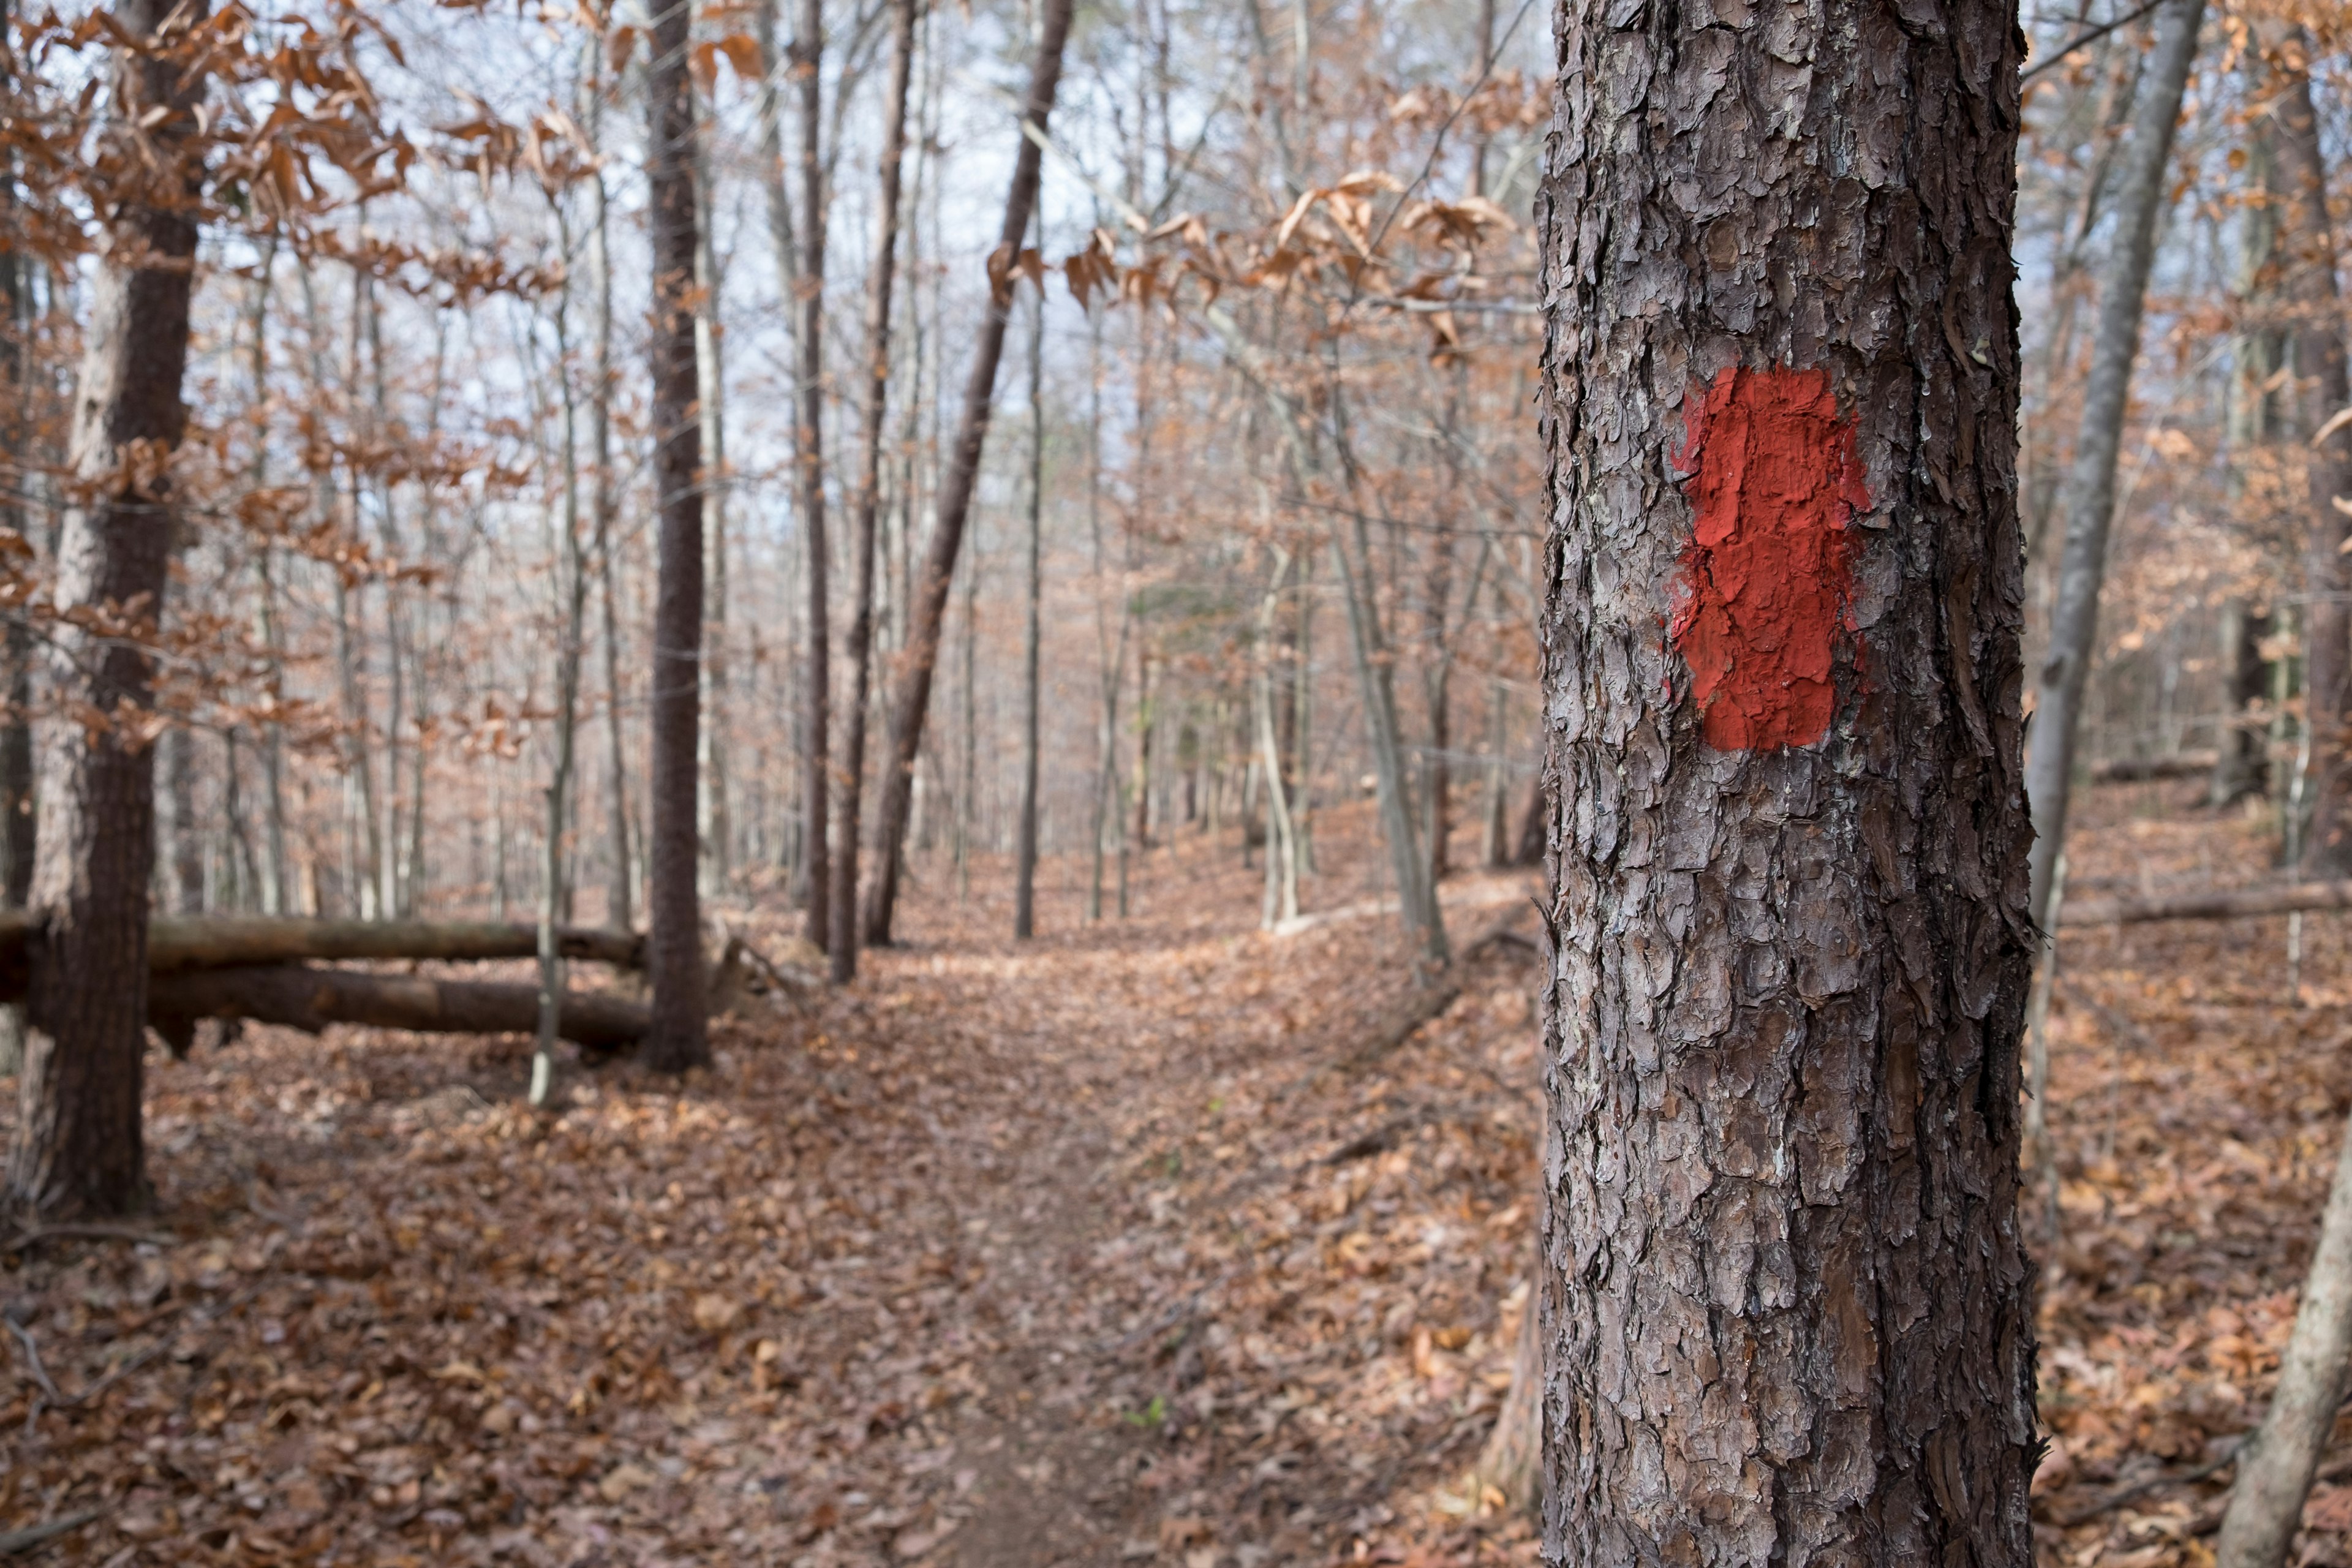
[0,805,1544,1566]
[2032,786,2352,1567]
[20,789,2352,1566]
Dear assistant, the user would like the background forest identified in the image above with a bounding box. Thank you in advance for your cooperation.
[1,0,2351,1564]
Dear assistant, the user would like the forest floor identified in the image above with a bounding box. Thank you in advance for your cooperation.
[2028,779,2352,1568]
[0,807,1550,1567]
[6,789,2352,1566]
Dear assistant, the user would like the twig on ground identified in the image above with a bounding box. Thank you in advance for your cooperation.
[0,1508,107,1556]
[1087,1268,1246,1358]
[60,1283,266,1413]
[1343,981,1464,1072]
[1,1224,170,1253]
[5,1282,262,1416]
[733,940,821,1009]
[2,1317,60,1404]
[2190,1449,2352,1537]
[2059,978,2160,1054]
[2052,1399,2352,1529]
[2054,1439,2242,1525]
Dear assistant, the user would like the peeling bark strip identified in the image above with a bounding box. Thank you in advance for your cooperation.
[1534,0,2037,1555]
[1669,366,1869,751]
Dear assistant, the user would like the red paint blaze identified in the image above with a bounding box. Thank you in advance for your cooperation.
[1667,364,1871,752]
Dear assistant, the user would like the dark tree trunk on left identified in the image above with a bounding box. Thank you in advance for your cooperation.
[8,0,210,1217]
[641,0,708,1071]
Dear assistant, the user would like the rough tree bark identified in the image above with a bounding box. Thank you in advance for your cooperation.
[2022,0,2204,929]
[1535,0,2037,1556]
[8,0,211,1217]
[862,0,1075,948]
[640,0,709,1071]
[829,0,918,983]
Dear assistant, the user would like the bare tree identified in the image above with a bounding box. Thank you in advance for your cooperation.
[829,0,918,982]
[532,196,592,1108]
[583,43,632,932]
[862,0,1076,948]
[9,0,212,1216]
[793,0,832,953]
[693,89,734,900]
[639,0,708,1071]
[2023,0,2206,927]
[1013,228,1045,941]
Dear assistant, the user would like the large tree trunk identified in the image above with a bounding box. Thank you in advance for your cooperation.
[862,0,1076,948]
[2022,0,2206,929]
[794,0,832,955]
[2277,57,2352,876]
[1534,0,2037,1556]
[829,0,918,983]
[641,0,709,1071]
[8,0,210,1218]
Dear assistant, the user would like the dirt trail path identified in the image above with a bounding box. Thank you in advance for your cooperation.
[836,867,1546,1566]
[0,837,1547,1567]
[838,911,1294,1566]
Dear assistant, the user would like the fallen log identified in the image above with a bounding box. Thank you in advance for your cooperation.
[0,913,641,1001]
[146,916,643,971]
[2089,750,2218,783]
[146,965,650,1055]
[2059,880,2352,927]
